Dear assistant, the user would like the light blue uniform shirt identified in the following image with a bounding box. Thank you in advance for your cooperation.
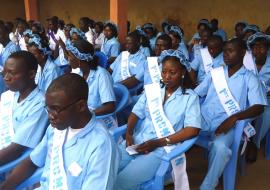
[30,116,119,190]
[195,65,267,132]
[143,58,162,85]
[140,46,151,57]
[131,87,201,157]
[149,36,157,52]
[257,54,270,94]
[83,66,116,109]
[101,37,120,58]
[110,49,147,83]
[191,52,224,84]
[36,58,62,93]
[178,42,189,60]
[12,87,49,148]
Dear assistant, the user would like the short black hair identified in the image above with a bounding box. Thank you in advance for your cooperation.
[46,73,89,101]
[104,22,118,37]
[7,51,38,71]
[208,35,223,45]
[225,38,247,51]
[95,22,104,30]
[127,31,141,43]
[235,22,247,30]
[80,17,95,28]
[156,34,172,48]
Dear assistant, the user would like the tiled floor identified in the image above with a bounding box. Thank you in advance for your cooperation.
[166,144,270,190]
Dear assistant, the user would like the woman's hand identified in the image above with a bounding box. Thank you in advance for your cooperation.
[136,139,162,154]
[125,133,134,147]
[215,115,238,135]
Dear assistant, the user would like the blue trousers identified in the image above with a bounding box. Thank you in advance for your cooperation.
[200,129,235,190]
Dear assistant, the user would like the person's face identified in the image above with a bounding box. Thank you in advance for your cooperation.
[223,43,244,66]
[95,25,102,34]
[27,45,44,65]
[17,23,25,34]
[155,39,170,56]
[3,58,34,91]
[0,28,8,44]
[79,20,88,32]
[161,59,183,89]
[48,20,57,32]
[198,25,206,35]
[168,34,180,50]
[201,30,211,45]
[64,27,71,39]
[243,31,255,41]
[45,90,81,130]
[31,26,39,34]
[104,26,113,39]
[144,28,154,39]
[125,36,139,54]
[252,41,269,62]
[211,21,218,31]
[235,25,245,39]
[67,51,80,69]
[71,33,79,43]
[208,41,223,58]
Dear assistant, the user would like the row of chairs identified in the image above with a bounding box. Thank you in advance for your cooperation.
[1,81,270,190]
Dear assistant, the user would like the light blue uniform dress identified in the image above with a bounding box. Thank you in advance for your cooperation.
[195,65,267,190]
[0,41,20,95]
[78,66,116,110]
[110,49,147,91]
[178,42,189,60]
[140,46,151,57]
[191,52,224,84]
[36,58,62,93]
[101,37,120,59]
[115,87,201,190]
[149,36,157,52]
[253,54,270,147]
[30,116,119,190]
[12,87,49,148]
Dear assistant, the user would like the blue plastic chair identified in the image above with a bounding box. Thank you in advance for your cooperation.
[196,120,247,190]
[95,51,108,69]
[112,124,198,190]
[16,167,43,190]
[0,148,32,174]
[266,129,270,160]
[113,83,130,113]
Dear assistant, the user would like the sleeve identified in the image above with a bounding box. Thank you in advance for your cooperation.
[81,137,118,190]
[98,69,116,104]
[134,59,146,82]
[194,73,211,98]
[13,102,49,148]
[110,42,120,57]
[184,93,201,129]
[110,53,121,71]
[131,93,147,119]
[247,73,267,106]
[30,126,52,167]
[44,66,61,92]
[190,55,200,71]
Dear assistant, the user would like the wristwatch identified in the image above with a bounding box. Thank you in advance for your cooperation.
[165,137,172,145]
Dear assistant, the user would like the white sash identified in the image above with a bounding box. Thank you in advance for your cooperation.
[211,66,256,154]
[0,91,15,150]
[120,51,131,80]
[200,47,213,74]
[35,65,42,84]
[49,128,69,190]
[145,83,189,190]
[243,51,258,75]
[147,57,161,84]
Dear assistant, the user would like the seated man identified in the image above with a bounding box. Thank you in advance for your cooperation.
[0,73,119,190]
[108,31,147,93]
[195,38,267,190]
[0,51,48,166]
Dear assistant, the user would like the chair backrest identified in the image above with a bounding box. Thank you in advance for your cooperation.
[113,83,130,113]
[95,51,108,69]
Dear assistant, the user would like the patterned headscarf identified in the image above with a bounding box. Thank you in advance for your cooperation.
[66,41,93,62]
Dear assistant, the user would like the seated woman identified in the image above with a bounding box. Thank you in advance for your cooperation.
[115,50,201,190]
[27,34,62,93]
[101,21,121,64]
[66,38,116,116]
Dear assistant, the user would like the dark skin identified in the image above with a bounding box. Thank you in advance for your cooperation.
[126,60,200,154]
[0,27,11,47]
[154,39,171,57]
[215,42,264,135]
[168,33,180,50]
[235,25,245,39]
[104,26,117,64]
[67,51,115,115]
[0,90,92,189]
[108,36,141,89]
[27,45,47,69]
[0,57,37,166]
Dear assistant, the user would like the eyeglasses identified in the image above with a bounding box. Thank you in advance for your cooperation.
[45,99,82,116]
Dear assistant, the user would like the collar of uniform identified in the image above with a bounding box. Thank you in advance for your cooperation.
[213,52,223,61]
[64,114,96,148]
[224,64,247,79]
[129,48,143,59]
[105,37,116,44]
[86,68,97,82]
[14,86,41,105]
[161,86,183,104]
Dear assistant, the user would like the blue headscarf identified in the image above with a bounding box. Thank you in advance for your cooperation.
[66,41,93,62]
[70,28,86,40]
[247,32,270,49]
[23,29,33,37]
[243,24,260,33]
[143,23,155,30]
[28,35,50,55]
[135,26,147,37]
[168,25,183,39]
[158,49,191,71]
